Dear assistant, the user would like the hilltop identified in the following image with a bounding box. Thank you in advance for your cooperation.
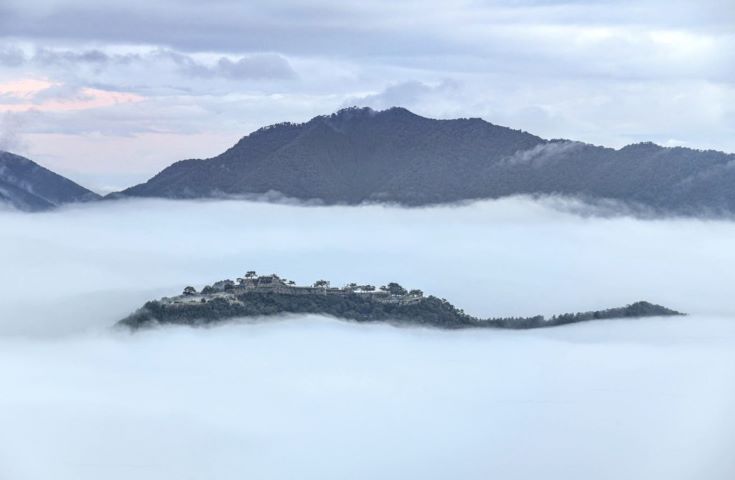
[118,272,684,330]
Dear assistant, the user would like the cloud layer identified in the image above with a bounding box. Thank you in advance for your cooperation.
[1,198,735,479]
[2,315,734,480]
[4,197,735,337]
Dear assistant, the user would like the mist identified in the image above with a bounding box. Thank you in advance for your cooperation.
[1,197,734,479]
[3,196,735,336]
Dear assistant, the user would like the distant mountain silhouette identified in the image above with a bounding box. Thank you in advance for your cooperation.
[0,151,99,211]
[116,106,735,214]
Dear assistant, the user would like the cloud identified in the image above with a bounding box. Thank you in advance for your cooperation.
[0,79,143,113]
[1,2,732,85]
[347,80,460,111]
[2,314,735,480]
[1,198,735,479]
[147,50,297,81]
[0,0,732,55]
[0,45,25,67]
[0,78,55,98]
[0,112,27,152]
[214,54,296,80]
[33,47,111,67]
[1,46,298,82]
[501,140,585,167]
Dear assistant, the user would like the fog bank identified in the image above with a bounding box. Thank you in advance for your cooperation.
[1,316,734,480]
[1,197,734,479]
[2,197,735,335]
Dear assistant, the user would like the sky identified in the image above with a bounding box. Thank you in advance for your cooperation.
[1,197,735,479]
[0,0,733,192]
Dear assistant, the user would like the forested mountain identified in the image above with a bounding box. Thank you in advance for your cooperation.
[0,151,99,211]
[116,107,735,215]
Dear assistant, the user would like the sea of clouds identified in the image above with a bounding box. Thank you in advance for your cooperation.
[1,197,734,479]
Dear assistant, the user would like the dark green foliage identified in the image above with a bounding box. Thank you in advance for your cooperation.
[118,292,682,331]
[485,301,683,329]
[386,282,407,295]
[120,293,473,329]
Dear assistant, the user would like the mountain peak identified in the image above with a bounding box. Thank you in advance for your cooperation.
[330,106,377,118]
[0,151,100,211]
[319,106,419,123]
[117,108,735,215]
[619,141,664,153]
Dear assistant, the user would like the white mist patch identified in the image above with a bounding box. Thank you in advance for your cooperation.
[501,140,584,167]
[1,197,735,479]
[2,197,735,335]
[0,316,734,480]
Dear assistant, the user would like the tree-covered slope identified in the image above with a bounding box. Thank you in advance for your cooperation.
[117,107,735,215]
[118,292,683,331]
[118,107,545,204]
[0,151,100,211]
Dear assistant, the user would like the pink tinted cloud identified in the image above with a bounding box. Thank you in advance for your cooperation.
[0,78,143,112]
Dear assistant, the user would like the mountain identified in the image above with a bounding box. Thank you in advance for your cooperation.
[0,151,100,211]
[117,107,735,214]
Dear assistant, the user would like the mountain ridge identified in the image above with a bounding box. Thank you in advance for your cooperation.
[4,106,735,215]
[0,151,100,211]
[114,106,735,215]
